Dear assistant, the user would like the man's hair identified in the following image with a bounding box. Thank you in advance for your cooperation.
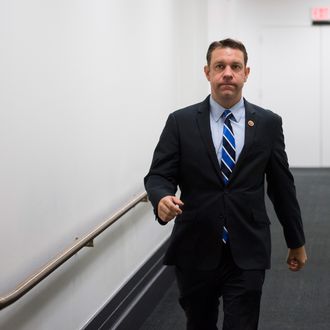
[206,38,248,66]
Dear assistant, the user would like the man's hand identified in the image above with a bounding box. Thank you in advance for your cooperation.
[157,195,184,222]
[287,246,307,271]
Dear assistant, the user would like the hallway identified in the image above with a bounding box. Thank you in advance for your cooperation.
[140,169,330,330]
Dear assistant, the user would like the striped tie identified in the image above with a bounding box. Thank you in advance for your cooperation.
[221,109,236,185]
[221,109,235,244]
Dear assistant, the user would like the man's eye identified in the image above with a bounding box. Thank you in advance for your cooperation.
[215,64,224,70]
[232,64,242,71]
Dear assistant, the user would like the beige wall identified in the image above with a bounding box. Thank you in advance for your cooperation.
[0,1,208,329]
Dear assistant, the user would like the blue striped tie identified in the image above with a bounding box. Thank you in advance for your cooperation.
[221,109,236,184]
[221,109,235,243]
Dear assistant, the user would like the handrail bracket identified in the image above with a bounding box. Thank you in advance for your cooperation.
[85,239,94,247]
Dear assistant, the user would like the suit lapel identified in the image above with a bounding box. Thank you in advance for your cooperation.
[230,99,258,181]
[195,97,258,186]
[196,97,224,184]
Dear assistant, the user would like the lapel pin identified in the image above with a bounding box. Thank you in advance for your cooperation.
[248,120,254,127]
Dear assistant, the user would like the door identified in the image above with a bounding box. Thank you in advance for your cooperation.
[260,26,322,167]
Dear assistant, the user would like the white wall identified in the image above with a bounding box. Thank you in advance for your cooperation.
[0,1,208,329]
[208,0,330,167]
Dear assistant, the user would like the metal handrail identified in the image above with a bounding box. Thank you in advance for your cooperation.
[0,191,148,310]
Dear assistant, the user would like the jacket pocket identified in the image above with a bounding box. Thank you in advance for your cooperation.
[251,207,271,225]
[174,210,196,223]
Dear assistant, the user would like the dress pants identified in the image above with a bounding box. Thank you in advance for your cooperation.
[175,244,265,330]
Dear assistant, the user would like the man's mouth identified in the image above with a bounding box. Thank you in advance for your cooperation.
[220,84,235,89]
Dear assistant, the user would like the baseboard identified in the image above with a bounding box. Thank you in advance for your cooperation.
[83,239,175,330]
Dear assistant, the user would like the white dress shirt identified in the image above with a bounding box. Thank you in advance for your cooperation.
[209,96,245,164]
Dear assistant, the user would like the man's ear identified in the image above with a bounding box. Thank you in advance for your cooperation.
[244,66,250,82]
[204,65,210,81]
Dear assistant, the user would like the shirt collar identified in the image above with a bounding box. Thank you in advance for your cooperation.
[209,96,245,123]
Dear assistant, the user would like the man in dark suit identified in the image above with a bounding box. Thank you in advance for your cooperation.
[144,38,307,330]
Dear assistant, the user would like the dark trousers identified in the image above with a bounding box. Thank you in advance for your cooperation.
[175,245,265,330]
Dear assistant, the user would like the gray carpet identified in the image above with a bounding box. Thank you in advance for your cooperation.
[139,168,330,330]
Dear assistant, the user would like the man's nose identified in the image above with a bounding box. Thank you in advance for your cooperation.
[223,66,233,78]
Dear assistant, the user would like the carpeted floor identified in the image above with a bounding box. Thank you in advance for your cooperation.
[139,168,330,330]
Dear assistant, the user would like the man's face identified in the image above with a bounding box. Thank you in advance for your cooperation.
[204,47,250,108]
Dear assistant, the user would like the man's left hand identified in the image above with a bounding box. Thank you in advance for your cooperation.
[287,246,307,271]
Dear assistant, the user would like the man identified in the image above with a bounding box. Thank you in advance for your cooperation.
[144,38,307,330]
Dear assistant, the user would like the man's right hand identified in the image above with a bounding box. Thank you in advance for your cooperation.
[157,195,184,222]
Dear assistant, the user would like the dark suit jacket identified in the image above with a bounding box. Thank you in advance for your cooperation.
[144,96,305,270]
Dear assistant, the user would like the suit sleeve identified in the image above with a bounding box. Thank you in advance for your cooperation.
[266,115,305,249]
[144,113,180,223]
